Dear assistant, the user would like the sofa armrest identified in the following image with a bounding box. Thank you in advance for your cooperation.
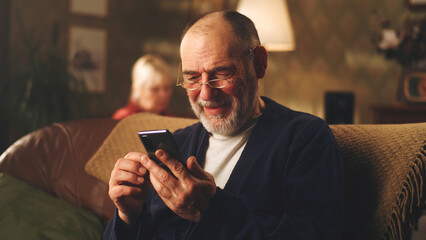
[0,118,118,220]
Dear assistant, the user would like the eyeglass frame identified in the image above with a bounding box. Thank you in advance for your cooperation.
[176,48,255,91]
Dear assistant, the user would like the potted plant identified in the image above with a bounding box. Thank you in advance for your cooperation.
[5,22,86,144]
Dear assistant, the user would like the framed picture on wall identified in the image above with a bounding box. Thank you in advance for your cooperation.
[406,0,426,10]
[395,70,426,104]
[70,0,108,17]
[68,26,107,93]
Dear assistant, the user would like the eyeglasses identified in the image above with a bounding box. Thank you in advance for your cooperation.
[176,64,237,90]
[176,48,255,91]
[178,77,233,90]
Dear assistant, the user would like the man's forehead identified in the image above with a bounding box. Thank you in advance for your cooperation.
[180,21,241,66]
[180,35,239,69]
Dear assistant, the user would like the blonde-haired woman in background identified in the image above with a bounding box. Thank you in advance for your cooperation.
[112,54,174,120]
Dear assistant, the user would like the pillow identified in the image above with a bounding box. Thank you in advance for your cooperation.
[0,173,105,240]
[85,113,198,183]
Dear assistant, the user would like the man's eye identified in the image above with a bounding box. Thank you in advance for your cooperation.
[215,72,232,79]
[184,75,200,81]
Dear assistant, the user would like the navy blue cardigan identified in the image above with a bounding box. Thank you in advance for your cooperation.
[104,97,344,239]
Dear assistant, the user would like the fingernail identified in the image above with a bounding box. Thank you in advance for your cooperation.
[137,177,144,183]
[158,150,164,157]
[141,156,148,164]
[139,167,146,174]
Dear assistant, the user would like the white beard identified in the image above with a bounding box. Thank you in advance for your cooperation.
[189,72,258,136]
[190,96,239,136]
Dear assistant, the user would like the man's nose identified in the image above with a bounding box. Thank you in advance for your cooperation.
[199,82,213,101]
[199,74,213,101]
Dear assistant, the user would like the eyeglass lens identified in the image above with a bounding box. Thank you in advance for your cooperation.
[182,79,230,90]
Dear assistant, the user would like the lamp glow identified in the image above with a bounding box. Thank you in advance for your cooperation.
[237,0,295,51]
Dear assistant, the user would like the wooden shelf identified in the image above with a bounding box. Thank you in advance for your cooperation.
[371,104,426,124]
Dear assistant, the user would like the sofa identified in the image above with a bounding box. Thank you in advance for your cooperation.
[0,113,425,240]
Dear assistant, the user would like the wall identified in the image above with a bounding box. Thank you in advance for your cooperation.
[262,0,425,123]
[7,0,200,120]
[0,0,11,153]
[4,0,426,146]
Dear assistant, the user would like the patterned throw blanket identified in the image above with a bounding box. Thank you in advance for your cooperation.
[331,124,426,240]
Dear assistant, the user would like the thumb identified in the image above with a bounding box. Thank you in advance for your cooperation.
[187,156,206,179]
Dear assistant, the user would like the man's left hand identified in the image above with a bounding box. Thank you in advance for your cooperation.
[140,150,216,222]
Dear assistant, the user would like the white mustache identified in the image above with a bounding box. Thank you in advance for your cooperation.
[196,97,232,108]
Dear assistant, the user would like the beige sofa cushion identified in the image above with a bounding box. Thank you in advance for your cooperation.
[85,113,198,184]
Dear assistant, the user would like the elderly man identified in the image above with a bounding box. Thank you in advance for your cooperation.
[105,10,343,239]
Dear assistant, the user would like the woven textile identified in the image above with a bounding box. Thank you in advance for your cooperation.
[330,123,426,240]
[85,113,197,184]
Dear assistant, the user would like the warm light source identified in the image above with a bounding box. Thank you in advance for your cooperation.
[237,0,295,51]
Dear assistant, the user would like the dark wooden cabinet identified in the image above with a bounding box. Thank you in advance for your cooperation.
[371,104,426,124]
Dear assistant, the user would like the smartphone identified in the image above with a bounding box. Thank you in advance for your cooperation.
[138,129,185,171]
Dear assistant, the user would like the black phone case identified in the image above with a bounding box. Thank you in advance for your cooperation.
[138,129,184,168]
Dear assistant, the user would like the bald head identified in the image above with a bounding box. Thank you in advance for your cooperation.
[183,12,223,38]
[181,11,261,56]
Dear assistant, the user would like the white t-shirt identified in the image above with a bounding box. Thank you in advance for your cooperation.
[203,122,256,189]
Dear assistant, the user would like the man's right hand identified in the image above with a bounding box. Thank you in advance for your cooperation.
[109,152,152,225]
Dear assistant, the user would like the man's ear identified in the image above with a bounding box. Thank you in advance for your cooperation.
[254,46,267,79]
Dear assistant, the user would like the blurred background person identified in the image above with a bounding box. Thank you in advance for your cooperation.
[112,54,174,120]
